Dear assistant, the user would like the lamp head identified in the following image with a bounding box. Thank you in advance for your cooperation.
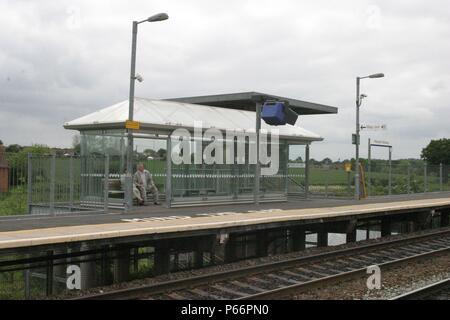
[369,73,384,78]
[147,13,169,22]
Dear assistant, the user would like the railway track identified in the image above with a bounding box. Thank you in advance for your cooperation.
[390,278,450,300]
[75,228,450,300]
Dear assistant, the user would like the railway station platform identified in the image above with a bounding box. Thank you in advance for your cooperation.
[1,192,450,251]
[1,192,450,299]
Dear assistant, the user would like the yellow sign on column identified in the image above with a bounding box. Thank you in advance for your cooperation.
[125,120,140,130]
[344,162,352,172]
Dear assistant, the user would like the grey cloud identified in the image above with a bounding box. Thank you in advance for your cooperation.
[0,0,449,161]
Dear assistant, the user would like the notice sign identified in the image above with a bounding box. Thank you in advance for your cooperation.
[361,124,387,131]
[373,140,390,146]
[288,163,305,168]
[125,120,140,130]
[344,162,352,172]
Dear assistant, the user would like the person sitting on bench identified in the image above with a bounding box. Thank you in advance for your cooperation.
[120,169,144,204]
[134,163,159,205]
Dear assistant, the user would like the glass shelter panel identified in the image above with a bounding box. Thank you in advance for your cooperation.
[287,144,307,195]
[169,135,288,205]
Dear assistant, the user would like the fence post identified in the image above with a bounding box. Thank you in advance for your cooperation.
[368,139,371,197]
[424,162,428,193]
[388,147,392,196]
[305,144,310,199]
[27,153,32,214]
[50,153,56,216]
[104,155,109,212]
[69,156,74,211]
[165,136,172,208]
[24,269,30,299]
[284,142,289,196]
[347,171,351,196]
[407,163,411,194]
[440,163,443,191]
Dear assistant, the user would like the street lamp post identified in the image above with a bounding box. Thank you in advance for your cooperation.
[125,13,169,211]
[354,73,384,200]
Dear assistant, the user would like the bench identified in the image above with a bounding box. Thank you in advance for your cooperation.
[107,178,161,203]
[182,188,217,197]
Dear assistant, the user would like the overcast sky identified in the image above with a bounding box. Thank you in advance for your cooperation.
[1,0,449,161]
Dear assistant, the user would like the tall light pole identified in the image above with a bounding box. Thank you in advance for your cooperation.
[125,13,169,211]
[355,72,384,200]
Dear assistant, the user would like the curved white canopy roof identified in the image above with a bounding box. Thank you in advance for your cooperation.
[64,98,323,141]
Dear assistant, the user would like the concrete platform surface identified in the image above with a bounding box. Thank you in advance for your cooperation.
[0,194,449,250]
[1,192,450,233]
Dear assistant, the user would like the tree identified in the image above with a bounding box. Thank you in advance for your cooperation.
[157,148,166,160]
[72,135,81,155]
[143,148,157,158]
[7,144,51,186]
[421,138,450,183]
[5,144,23,153]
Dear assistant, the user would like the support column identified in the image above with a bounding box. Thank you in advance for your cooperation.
[291,227,306,251]
[45,250,54,296]
[317,229,328,247]
[212,233,229,264]
[100,245,111,286]
[114,245,130,283]
[154,242,170,275]
[408,220,416,233]
[345,219,358,243]
[80,242,96,290]
[346,229,357,243]
[415,211,433,231]
[381,219,392,237]
[224,235,236,263]
[194,239,204,268]
[440,210,449,227]
[52,248,66,294]
[256,230,268,257]
[133,247,139,273]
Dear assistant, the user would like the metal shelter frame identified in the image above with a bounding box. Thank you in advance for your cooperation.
[64,92,338,210]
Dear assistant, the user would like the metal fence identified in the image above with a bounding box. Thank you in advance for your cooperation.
[308,162,450,198]
[367,163,449,196]
[0,152,28,215]
[0,153,109,216]
[1,152,450,216]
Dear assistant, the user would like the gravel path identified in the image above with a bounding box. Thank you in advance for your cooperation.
[292,253,450,300]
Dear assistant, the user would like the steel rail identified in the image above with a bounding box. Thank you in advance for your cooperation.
[73,228,450,300]
[389,278,450,300]
[240,247,449,300]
